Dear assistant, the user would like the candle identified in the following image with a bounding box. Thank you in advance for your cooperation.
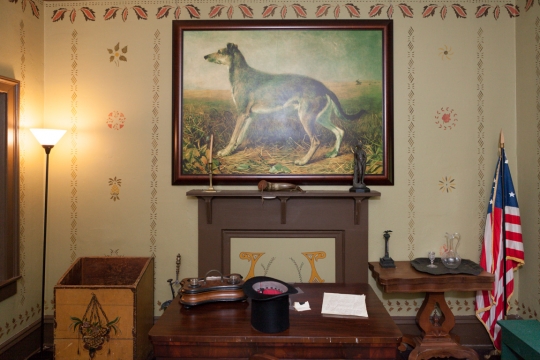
[208,134,213,173]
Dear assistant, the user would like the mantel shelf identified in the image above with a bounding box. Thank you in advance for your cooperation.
[186,190,381,225]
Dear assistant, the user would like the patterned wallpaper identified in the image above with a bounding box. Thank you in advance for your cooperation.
[15,1,529,21]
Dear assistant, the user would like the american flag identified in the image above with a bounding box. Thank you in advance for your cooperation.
[475,147,524,350]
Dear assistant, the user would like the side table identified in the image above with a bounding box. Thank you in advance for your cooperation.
[369,261,494,360]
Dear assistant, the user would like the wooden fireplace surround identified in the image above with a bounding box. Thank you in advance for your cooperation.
[187,189,380,283]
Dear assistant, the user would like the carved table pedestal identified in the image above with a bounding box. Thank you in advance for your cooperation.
[369,261,494,360]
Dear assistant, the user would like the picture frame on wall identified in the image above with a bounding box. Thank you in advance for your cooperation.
[172,20,394,186]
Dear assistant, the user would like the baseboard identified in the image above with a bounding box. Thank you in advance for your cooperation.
[0,316,53,360]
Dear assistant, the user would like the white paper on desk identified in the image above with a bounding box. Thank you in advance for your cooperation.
[321,293,368,317]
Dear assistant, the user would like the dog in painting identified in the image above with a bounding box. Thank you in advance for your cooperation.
[204,43,366,166]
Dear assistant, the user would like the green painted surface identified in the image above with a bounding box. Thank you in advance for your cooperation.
[498,320,540,360]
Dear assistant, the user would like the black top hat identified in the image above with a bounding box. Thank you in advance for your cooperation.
[243,276,298,333]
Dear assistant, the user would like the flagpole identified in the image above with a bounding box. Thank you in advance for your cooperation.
[499,130,507,319]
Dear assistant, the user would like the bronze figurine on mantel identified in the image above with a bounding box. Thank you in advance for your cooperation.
[379,230,396,268]
[350,140,371,193]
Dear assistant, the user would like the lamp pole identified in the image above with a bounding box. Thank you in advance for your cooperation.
[30,128,66,359]
[38,145,53,354]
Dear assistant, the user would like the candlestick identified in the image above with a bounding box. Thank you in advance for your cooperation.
[204,134,216,192]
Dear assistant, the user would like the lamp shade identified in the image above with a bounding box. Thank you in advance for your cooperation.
[30,128,66,146]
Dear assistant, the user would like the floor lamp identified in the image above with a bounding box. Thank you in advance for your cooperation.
[29,128,66,360]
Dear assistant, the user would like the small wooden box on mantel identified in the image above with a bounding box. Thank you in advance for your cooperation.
[54,257,154,360]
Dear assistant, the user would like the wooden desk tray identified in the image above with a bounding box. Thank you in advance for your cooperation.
[179,271,247,308]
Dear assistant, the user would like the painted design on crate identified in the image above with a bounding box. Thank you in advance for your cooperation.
[439,45,453,60]
[70,293,120,358]
[435,107,458,130]
[49,2,525,22]
[106,111,126,130]
[108,43,128,66]
[108,177,121,201]
[8,0,40,19]
[302,251,326,283]
[439,176,456,193]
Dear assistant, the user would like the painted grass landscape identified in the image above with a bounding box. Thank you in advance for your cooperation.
[181,81,383,176]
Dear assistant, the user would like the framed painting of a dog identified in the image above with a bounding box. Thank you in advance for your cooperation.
[173,20,393,186]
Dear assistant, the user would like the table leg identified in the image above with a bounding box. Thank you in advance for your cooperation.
[407,292,479,360]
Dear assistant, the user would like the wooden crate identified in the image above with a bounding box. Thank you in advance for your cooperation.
[54,257,154,360]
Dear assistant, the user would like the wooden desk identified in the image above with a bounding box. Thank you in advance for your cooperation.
[369,261,494,360]
[149,283,402,359]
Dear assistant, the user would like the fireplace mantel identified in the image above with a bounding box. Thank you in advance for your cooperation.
[187,189,381,283]
[186,190,380,225]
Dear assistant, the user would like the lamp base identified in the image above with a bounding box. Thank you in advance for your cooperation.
[28,346,54,359]
[379,256,396,268]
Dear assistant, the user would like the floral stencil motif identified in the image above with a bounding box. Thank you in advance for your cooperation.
[106,111,126,130]
[103,6,148,21]
[439,176,456,193]
[422,4,438,17]
[107,43,127,66]
[208,4,254,18]
[156,5,182,19]
[451,4,467,18]
[10,0,40,19]
[51,7,95,22]
[108,177,121,201]
[385,299,420,313]
[70,293,120,358]
[435,107,458,130]
[439,45,453,60]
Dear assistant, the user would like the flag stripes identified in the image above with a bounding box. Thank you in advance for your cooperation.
[475,147,524,351]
